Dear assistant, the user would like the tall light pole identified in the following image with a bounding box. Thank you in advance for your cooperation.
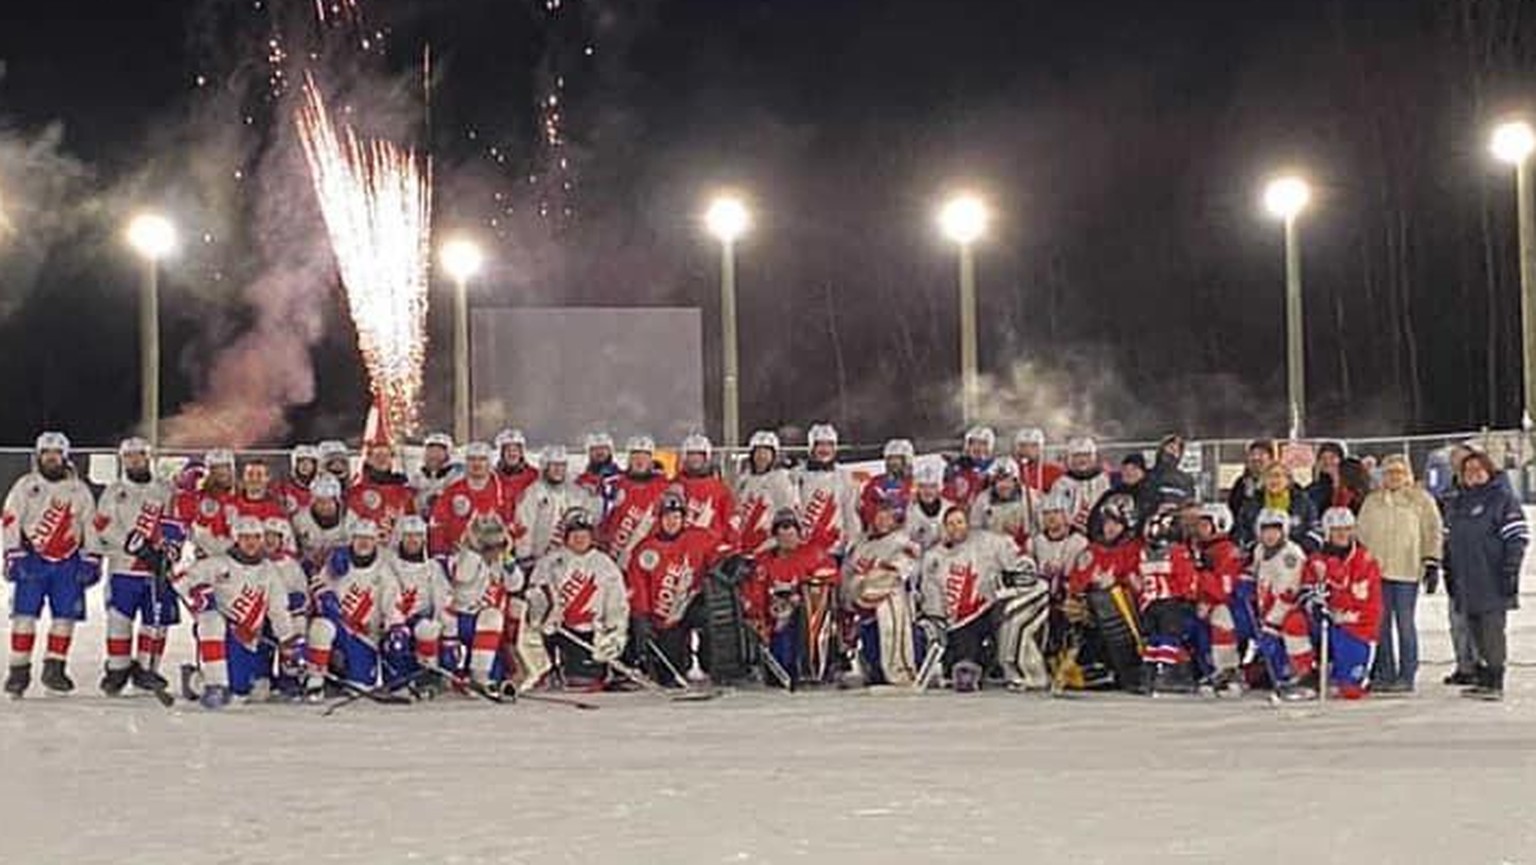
[125,213,176,448]
[938,193,990,427]
[440,237,484,444]
[704,194,750,450]
[1263,176,1312,440]
[1492,120,1536,426]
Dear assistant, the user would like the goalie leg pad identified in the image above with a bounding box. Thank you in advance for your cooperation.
[995,585,1051,688]
[1086,587,1143,690]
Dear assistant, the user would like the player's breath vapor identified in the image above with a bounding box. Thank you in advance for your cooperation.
[296,74,432,436]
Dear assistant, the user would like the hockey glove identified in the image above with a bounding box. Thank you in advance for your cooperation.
[3,550,26,582]
[1421,560,1440,595]
[326,548,351,579]
[382,625,413,665]
[439,637,465,672]
[592,629,624,663]
[315,589,343,623]
[917,616,947,645]
[186,583,216,615]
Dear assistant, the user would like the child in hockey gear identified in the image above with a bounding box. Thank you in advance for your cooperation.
[493,428,540,511]
[429,442,512,557]
[93,437,182,697]
[348,440,416,540]
[576,432,623,521]
[409,433,462,518]
[514,447,596,563]
[262,518,309,698]
[4,432,99,697]
[175,517,300,708]
[533,509,629,689]
[601,437,671,569]
[275,444,320,515]
[1048,438,1110,534]
[1025,492,1089,686]
[968,457,1035,549]
[449,513,536,689]
[917,507,1026,690]
[842,502,921,686]
[859,439,916,534]
[676,434,735,543]
[733,430,801,555]
[291,475,349,576]
[1190,503,1246,692]
[305,520,394,697]
[1012,428,1064,494]
[380,515,455,694]
[1308,508,1383,700]
[1131,511,1199,695]
[943,426,996,507]
[1064,497,1142,690]
[905,459,950,552]
[795,424,860,558]
[626,493,723,685]
[1251,508,1316,698]
[748,509,841,686]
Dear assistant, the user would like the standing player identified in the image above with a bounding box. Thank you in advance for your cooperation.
[409,432,461,518]
[274,445,320,515]
[3,432,98,697]
[858,439,916,533]
[318,440,351,486]
[226,460,288,526]
[968,457,1036,548]
[1012,428,1063,493]
[748,510,840,685]
[92,437,181,695]
[292,475,350,576]
[533,510,630,690]
[429,442,511,557]
[943,426,996,507]
[576,432,623,522]
[1049,437,1110,534]
[514,447,594,563]
[733,430,800,556]
[600,436,670,569]
[795,424,860,559]
[348,439,416,540]
[1308,507,1384,699]
[675,434,735,543]
[306,520,393,696]
[493,429,539,512]
[905,460,952,552]
[842,499,921,686]
[187,449,238,556]
[625,494,722,684]
[916,507,1027,691]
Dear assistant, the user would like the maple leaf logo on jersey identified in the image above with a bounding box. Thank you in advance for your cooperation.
[397,585,420,617]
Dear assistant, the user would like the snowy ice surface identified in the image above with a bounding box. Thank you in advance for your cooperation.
[1,586,1533,865]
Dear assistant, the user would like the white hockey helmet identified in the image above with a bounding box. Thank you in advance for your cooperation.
[626,435,656,455]
[988,456,1020,480]
[290,444,320,470]
[464,441,494,462]
[317,440,349,463]
[262,517,291,537]
[1255,508,1290,533]
[883,438,916,460]
[807,423,839,447]
[1197,503,1234,536]
[682,433,713,458]
[748,430,781,452]
[541,445,569,466]
[584,431,615,452]
[1066,437,1097,457]
[397,514,428,536]
[494,428,527,450]
[914,459,945,487]
[1039,491,1073,515]
[423,432,454,451]
[34,431,70,456]
[205,448,235,468]
[118,436,152,458]
[1014,427,1046,447]
[964,426,996,449]
[311,475,343,501]
[350,519,380,540]
[231,515,264,538]
[1321,506,1357,531]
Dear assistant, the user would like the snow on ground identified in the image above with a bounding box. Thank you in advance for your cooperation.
[1,587,1534,865]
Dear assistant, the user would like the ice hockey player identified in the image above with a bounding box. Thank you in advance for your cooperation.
[795,423,860,559]
[261,517,309,698]
[1024,492,1088,678]
[347,438,416,540]
[841,498,921,685]
[186,448,238,556]
[1189,503,1246,692]
[675,434,735,543]
[429,442,510,557]
[916,506,1029,691]
[175,516,300,708]
[409,432,461,517]
[306,519,393,696]
[1307,507,1383,699]
[968,456,1036,548]
[226,459,289,527]
[1251,508,1317,698]
[626,492,723,684]
[292,475,350,576]
[1131,510,1199,694]
[3,432,99,697]
[748,508,841,685]
[733,430,801,555]
[380,515,454,692]
[905,459,951,552]
[92,437,181,696]
[317,440,350,485]
[576,432,623,521]
[449,513,534,689]
[600,436,670,569]
[858,438,916,532]
[533,509,629,690]
[1012,427,1064,493]
[274,444,320,515]
[1049,437,1111,533]
[1063,495,1143,690]
[514,446,595,563]
[493,428,539,511]
[943,426,996,507]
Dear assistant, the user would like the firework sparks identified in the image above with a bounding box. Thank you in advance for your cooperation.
[296,74,432,435]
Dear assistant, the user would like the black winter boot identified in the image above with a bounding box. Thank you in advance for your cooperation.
[4,663,30,698]
[1471,666,1505,702]
[40,658,74,693]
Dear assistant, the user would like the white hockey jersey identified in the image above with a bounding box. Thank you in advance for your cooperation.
[292,507,351,574]
[795,464,861,557]
[732,468,800,554]
[1024,529,1089,591]
[514,479,595,561]
[315,551,394,638]
[904,496,954,553]
[1049,471,1111,533]
[842,530,921,611]
[383,552,454,629]
[178,551,295,644]
[3,469,96,562]
[917,529,1026,629]
[91,476,177,576]
[1252,540,1308,626]
[449,548,524,615]
[409,464,463,519]
[968,489,1037,547]
[530,546,629,638]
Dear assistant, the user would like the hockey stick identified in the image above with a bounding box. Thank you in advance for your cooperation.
[750,628,796,691]
[322,666,436,716]
[645,637,713,700]
[912,632,946,692]
[556,626,668,694]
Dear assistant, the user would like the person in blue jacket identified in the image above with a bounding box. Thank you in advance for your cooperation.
[1442,450,1527,701]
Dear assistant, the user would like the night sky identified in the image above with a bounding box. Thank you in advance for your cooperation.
[1,0,1534,449]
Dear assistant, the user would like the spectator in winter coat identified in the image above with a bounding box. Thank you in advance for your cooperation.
[1147,434,1197,510]
[1226,439,1275,527]
[1305,441,1347,515]
[1436,444,1481,685]
[1355,455,1444,692]
[1442,451,1528,701]
[1235,463,1321,552]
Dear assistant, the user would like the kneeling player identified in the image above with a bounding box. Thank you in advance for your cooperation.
[380,515,454,693]
[626,494,721,685]
[750,509,841,686]
[534,510,629,690]
[1251,508,1315,697]
[262,518,309,697]
[1308,507,1383,699]
[176,517,299,708]
[1131,511,1199,694]
[916,507,1029,691]
[1063,496,1142,690]
[448,514,530,688]
[306,520,392,697]
[1190,503,1245,692]
[842,501,921,686]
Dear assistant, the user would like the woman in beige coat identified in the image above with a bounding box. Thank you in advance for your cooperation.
[1355,455,1444,692]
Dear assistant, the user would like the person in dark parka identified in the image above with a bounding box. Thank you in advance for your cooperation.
[1442,451,1528,701]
